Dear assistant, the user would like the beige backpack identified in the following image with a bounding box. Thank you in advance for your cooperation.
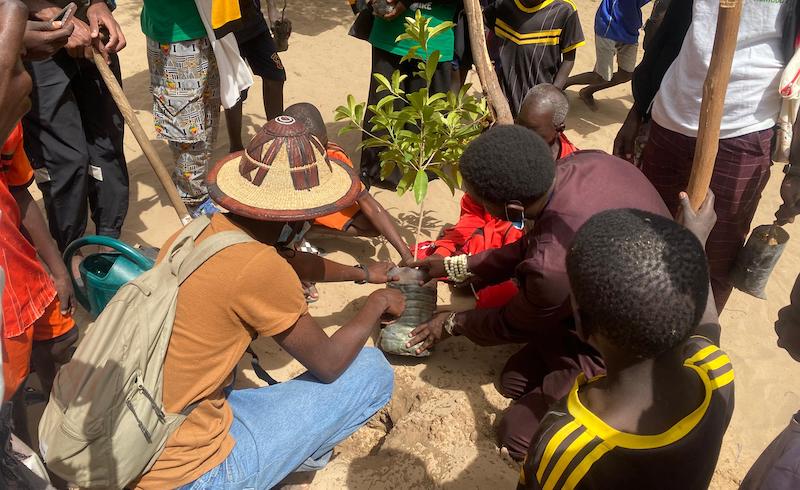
[38,215,253,488]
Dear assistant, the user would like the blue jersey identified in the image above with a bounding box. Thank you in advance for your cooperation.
[594,0,650,45]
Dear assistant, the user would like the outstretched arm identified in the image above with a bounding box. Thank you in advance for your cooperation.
[280,250,399,284]
[274,289,404,382]
[357,193,414,264]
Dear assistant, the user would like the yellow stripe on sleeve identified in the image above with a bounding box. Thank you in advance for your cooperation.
[709,369,735,390]
[700,354,732,372]
[561,41,585,53]
[563,0,578,10]
[543,431,595,490]
[562,443,613,489]
[684,345,718,365]
[536,421,581,483]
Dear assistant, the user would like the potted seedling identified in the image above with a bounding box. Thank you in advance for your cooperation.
[335,11,490,356]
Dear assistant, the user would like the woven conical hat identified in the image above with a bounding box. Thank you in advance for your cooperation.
[207,115,361,221]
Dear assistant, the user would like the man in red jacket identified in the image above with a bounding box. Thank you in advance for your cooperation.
[414,84,576,309]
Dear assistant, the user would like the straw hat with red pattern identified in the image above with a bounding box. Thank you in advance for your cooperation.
[207,115,361,221]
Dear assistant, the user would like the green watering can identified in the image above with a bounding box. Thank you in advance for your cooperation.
[63,236,155,318]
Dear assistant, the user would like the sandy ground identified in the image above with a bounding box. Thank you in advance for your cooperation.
[34,1,800,488]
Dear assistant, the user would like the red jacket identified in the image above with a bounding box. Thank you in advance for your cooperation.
[415,133,577,308]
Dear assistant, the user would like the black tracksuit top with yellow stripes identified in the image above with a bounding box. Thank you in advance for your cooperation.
[485,0,585,116]
[518,336,735,490]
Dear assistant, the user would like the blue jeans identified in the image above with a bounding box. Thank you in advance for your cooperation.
[179,348,393,489]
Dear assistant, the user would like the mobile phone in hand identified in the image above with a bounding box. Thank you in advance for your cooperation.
[50,2,76,24]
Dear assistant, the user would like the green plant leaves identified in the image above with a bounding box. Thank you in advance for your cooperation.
[413,170,429,204]
[336,9,489,211]
[424,50,440,83]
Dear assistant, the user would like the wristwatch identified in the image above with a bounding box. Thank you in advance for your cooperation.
[354,264,368,284]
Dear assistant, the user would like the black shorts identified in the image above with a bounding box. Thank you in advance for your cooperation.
[238,29,287,82]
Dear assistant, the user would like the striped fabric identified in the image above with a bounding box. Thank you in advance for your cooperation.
[518,336,735,489]
[640,122,774,311]
[488,0,585,115]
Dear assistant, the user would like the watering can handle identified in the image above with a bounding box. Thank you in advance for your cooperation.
[62,236,155,312]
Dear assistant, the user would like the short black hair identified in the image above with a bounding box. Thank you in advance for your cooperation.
[566,209,709,358]
[460,125,556,204]
[521,83,570,126]
[284,102,328,145]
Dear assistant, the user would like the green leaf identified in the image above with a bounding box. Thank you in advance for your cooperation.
[376,94,397,110]
[373,73,392,93]
[333,105,349,122]
[424,50,440,83]
[391,70,407,94]
[362,138,388,149]
[396,170,416,197]
[428,167,455,194]
[428,92,447,104]
[337,125,356,136]
[413,169,429,204]
[428,21,455,40]
[407,91,426,111]
[380,159,397,180]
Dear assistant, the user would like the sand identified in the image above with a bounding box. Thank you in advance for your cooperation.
[51,1,800,488]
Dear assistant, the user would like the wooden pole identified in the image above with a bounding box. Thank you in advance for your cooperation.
[462,0,513,125]
[686,0,744,210]
[91,51,193,225]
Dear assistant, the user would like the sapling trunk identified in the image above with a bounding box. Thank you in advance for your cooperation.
[413,200,425,261]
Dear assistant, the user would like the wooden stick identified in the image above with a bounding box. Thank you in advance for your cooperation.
[686,0,744,210]
[462,0,513,125]
[91,51,193,225]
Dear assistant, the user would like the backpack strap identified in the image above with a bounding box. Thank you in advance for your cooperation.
[176,230,254,285]
[165,215,213,276]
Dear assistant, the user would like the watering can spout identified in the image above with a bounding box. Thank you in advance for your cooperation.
[63,236,155,318]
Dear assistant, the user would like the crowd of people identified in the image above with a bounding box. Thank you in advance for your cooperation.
[1,0,799,488]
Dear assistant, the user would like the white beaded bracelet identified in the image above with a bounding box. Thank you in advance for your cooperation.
[444,254,473,283]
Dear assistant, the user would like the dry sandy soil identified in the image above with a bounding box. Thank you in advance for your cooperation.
[42,1,800,488]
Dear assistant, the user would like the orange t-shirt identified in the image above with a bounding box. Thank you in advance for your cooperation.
[313,142,365,231]
[0,122,57,339]
[136,214,308,489]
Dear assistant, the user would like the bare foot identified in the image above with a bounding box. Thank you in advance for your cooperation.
[302,281,319,303]
[579,87,599,111]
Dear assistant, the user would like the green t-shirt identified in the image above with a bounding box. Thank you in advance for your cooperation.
[141,0,207,44]
[369,2,456,62]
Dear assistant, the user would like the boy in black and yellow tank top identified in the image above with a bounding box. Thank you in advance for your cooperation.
[519,195,733,489]
[485,0,585,116]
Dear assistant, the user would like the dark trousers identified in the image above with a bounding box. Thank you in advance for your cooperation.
[22,51,128,251]
[359,46,452,189]
[496,332,604,460]
[640,122,773,311]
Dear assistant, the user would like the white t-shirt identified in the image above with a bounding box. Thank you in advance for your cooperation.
[651,0,790,139]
